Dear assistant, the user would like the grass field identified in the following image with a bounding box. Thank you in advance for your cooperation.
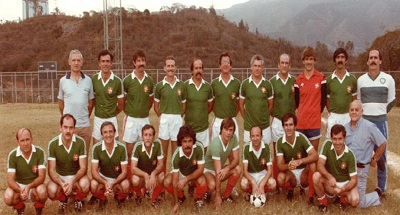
[0,104,399,214]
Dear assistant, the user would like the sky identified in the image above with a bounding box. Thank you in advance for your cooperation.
[0,0,249,21]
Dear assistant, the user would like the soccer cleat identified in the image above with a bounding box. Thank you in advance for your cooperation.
[203,192,211,203]
[188,184,195,197]
[135,196,142,205]
[195,199,204,209]
[127,192,134,201]
[151,199,161,209]
[375,188,386,201]
[300,188,306,196]
[98,199,108,211]
[338,202,348,211]
[231,187,239,197]
[35,207,43,215]
[308,196,315,205]
[74,200,83,212]
[286,190,294,201]
[223,196,236,203]
[318,204,328,212]
[88,196,98,205]
[16,205,25,215]
[145,190,151,199]
[178,195,186,204]
[244,192,251,202]
[114,194,125,207]
[58,200,67,214]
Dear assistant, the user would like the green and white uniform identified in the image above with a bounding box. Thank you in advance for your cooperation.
[48,134,86,176]
[92,140,128,179]
[204,135,239,172]
[131,140,164,175]
[319,140,357,183]
[7,145,46,185]
[276,131,313,170]
[242,141,272,173]
[171,142,205,176]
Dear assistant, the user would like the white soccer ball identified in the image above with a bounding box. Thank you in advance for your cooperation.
[250,194,266,208]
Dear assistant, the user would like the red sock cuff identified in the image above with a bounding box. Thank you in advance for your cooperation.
[93,191,107,201]
[75,188,88,200]
[308,171,315,198]
[132,186,143,197]
[151,184,163,201]
[340,196,347,204]
[117,192,128,200]
[34,201,45,209]
[165,185,174,195]
[13,202,25,210]
[223,175,239,198]
[55,191,67,202]
[195,184,208,199]
[283,182,293,191]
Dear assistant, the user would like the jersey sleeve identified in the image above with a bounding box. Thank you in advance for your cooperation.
[131,143,141,162]
[48,141,56,161]
[319,140,330,160]
[276,140,284,156]
[91,145,100,163]
[117,78,124,98]
[7,151,16,172]
[156,140,164,160]
[120,145,128,165]
[196,144,205,165]
[267,80,274,100]
[242,144,249,163]
[171,149,180,173]
[37,147,47,169]
[239,81,246,99]
[149,76,155,97]
[154,83,161,103]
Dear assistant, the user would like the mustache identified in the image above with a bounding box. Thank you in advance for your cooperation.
[370,62,377,66]
[337,61,344,65]
[138,65,145,68]
[185,147,191,150]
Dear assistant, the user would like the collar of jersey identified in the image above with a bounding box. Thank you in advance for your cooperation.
[179,144,197,158]
[331,70,350,80]
[58,134,77,146]
[97,71,115,80]
[330,142,349,159]
[282,131,300,148]
[162,76,180,87]
[249,141,265,153]
[101,140,118,151]
[16,144,36,157]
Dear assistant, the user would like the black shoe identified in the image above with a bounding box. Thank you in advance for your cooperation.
[127,192,134,201]
[88,196,98,205]
[135,196,142,205]
[318,204,328,212]
[178,195,186,204]
[287,190,294,201]
[195,198,203,209]
[114,194,126,207]
[308,196,315,205]
[74,200,83,212]
[223,196,236,203]
[151,199,161,209]
[58,200,67,214]
[16,205,26,215]
[339,202,348,211]
[145,190,151,199]
[98,199,108,211]
[204,192,211,203]
[35,207,43,215]
[188,184,195,197]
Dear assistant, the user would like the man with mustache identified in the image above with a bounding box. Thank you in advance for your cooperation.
[184,58,213,152]
[294,47,327,203]
[91,50,124,145]
[47,114,90,213]
[239,54,273,145]
[58,50,94,153]
[357,49,396,197]
[325,48,357,139]
[91,121,129,210]
[154,56,186,173]
[163,125,207,212]
[131,124,164,208]
[4,128,47,215]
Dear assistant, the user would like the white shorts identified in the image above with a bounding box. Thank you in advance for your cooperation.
[211,117,239,141]
[122,116,150,143]
[59,174,74,183]
[17,183,33,202]
[290,168,304,187]
[196,129,210,148]
[158,114,183,141]
[326,112,350,139]
[204,168,216,176]
[93,116,119,140]
[271,117,284,142]
[99,173,116,184]
[249,169,268,184]
[243,127,272,144]
[336,180,349,188]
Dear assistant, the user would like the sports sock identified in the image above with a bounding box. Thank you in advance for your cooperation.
[223,175,239,199]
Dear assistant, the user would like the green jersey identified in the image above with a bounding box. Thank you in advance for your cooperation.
[211,75,240,118]
[7,145,46,185]
[92,72,123,118]
[155,77,186,114]
[204,135,239,171]
[276,132,313,170]
[269,73,296,119]
[171,142,205,176]
[243,141,272,173]
[132,140,164,175]
[48,134,86,176]
[91,140,128,179]
[240,76,274,130]
[184,78,213,132]
[123,71,154,118]
[319,140,357,183]
[327,71,357,114]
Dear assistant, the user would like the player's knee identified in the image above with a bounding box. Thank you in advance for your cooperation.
[121,179,130,192]
[196,175,206,185]
[131,175,141,186]
[163,175,172,187]
[268,178,277,190]
[234,165,242,176]
[240,178,249,190]
[79,176,90,191]
[36,184,48,199]
[312,171,321,184]
[3,189,14,206]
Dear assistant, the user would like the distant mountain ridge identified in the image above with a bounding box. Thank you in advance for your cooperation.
[220,0,400,53]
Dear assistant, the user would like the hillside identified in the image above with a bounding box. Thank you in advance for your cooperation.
[0,7,307,72]
[221,0,400,54]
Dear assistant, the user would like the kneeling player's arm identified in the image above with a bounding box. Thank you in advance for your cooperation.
[227,149,240,170]
[112,163,128,185]
[151,158,164,177]
[185,164,204,182]
[7,172,23,193]
[303,148,318,164]
[341,175,357,193]
[316,158,332,179]
[214,159,223,196]
[48,160,63,186]
[27,168,46,190]
[242,163,255,184]
[131,160,149,178]
[72,157,88,184]
[91,163,108,185]
[276,156,289,172]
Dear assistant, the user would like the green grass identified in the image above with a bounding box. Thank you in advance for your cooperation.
[0,104,399,214]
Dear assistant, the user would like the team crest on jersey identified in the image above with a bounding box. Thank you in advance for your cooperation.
[177,88,182,96]
[32,165,38,173]
[192,160,197,166]
[152,159,157,166]
[340,162,347,169]
[107,87,113,94]
[301,83,304,87]
[114,165,120,172]
[347,86,352,93]
[231,93,236,100]
[315,83,320,89]
[73,154,79,161]
[261,158,266,166]
[261,87,266,94]
[380,78,386,84]
[144,85,149,93]
[297,152,302,159]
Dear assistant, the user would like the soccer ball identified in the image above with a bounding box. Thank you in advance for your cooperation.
[250,194,266,208]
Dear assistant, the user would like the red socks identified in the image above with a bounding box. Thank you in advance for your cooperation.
[75,188,88,201]
[223,175,239,199]
[151,184,163,201]
[318,195,327,206]
[195,183,208,199]
[13,202,25,210]
[308,171,315,198]
[93,189,107,201]
[34,201,45,209]
[132,186,143,197]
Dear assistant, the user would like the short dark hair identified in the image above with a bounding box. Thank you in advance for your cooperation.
[177,125,197,147]
[190,58,203,71]
[219,117,236,134]
[333,48,348,62]
[98,49,114,61]
[281,113,297,127]
[132,50,146,62]
[218,52,232,66]
[100,121,116,135]
[367,49,382,61]
[301,46,316,61]
[164,55,176,65]
[249,125,262,136]
[60,114,76,127]
[16,128,32,140]
[142,124,156,136]
[331,124,346,138]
